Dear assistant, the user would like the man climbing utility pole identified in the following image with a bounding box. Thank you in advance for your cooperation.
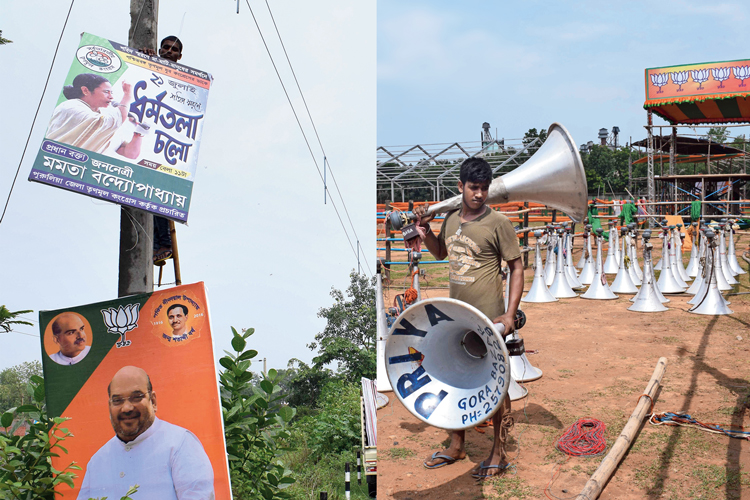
[118,0,158,297]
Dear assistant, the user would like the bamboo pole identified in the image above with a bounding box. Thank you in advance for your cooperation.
[578,357,668,500]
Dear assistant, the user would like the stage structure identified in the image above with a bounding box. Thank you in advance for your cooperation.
[377,123,543,203]
[642,59,750,223]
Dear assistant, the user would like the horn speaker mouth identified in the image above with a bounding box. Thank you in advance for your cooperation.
[385,297,510,430]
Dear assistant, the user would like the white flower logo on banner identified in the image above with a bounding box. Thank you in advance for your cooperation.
[671,71,689,92]
[691,69,710,90]
[101,304,140,348]
[733,66,750,87]
[650,72,669,94]
[711,67,730,89]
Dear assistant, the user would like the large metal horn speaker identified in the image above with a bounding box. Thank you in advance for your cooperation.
[389,123,587,228]
[385,298,511,430]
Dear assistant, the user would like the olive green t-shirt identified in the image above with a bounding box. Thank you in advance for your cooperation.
[438,206,522,320]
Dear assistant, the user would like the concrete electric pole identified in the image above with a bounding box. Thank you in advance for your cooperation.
[118,0,159,297]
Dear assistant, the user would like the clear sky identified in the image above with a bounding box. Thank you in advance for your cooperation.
[0,0,375,371]
[378,0,750,148]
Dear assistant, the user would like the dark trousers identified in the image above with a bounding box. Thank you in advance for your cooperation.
[153,215,171,251]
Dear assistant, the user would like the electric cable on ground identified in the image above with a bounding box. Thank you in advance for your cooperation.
[545,419,607,500]
[650,411,750,440]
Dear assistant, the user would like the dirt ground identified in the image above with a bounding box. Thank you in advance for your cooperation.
[377,234,750,500]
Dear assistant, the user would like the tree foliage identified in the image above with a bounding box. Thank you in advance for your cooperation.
[582,145,645,196]
[220,327,296,500]
[0,361,43,413]
[522,127,547,147]
[283,360,333,411]
[307,272,376,386]
[303,380,361,460]
[0,377,82,500]
[705,126,729,145]
[0,306,32,334]
[0,31,11,45]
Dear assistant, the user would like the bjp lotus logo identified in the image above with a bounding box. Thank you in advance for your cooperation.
[711,67,730,89]
[650,72,669,94]
[101,304,140,348]
[691,69,710,90]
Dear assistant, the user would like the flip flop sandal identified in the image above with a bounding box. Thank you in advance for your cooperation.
[153,250,173,264]
[423,452,460,469]
[471,460,509,479]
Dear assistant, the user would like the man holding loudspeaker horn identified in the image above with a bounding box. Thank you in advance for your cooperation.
[414,157,523,479]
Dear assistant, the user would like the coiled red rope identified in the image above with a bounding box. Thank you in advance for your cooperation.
[555,418,607,456]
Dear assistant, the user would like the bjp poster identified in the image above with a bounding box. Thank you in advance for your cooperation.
[39,282,231,499]
[28,32,212,223]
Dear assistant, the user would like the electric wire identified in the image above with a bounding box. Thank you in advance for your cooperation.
[244,0,372,276]
[0,331,39,338]
[0,0,76,227]
[262,0,371,276]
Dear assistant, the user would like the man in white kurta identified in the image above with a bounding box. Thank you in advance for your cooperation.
[77,366,214,500]
[77,417,214,500]
[49,313,91,366]
[49,345,90,366]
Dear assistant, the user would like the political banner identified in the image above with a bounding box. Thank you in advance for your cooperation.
[28,32,212,223]
[39,282,230,499]
[644,59,750,105]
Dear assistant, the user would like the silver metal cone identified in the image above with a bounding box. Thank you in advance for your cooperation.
[719,231,739,284]
[603,227,619,274]
[667,230,689,288]
[424,123,588,223]
[687,277,706,305]
[544,235,556,287]
[522,238,558,303]
[582,236,618,300]
[549,232,578,298]
[579,233,596,285]
[508,333,543,382]
[654,257,662,270]
[689,241,733,315]
[509,377,528,401]
[656,231,686,294]
[628,234,643,285]
[727,229,747,275]
[611,236,638,294]
[613,226,621,264]
[686,262,704,296]
[713,242,733,291]
[673,231,692,283]
[564,234,584,289]
[685,229,700,277]
[575,244,586,269]
[629,240,668,312]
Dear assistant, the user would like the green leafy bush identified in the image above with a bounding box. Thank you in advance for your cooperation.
[305,381,360,460]
[0,376,80,500]
[284,380,367,500]
[220,327,296,500]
